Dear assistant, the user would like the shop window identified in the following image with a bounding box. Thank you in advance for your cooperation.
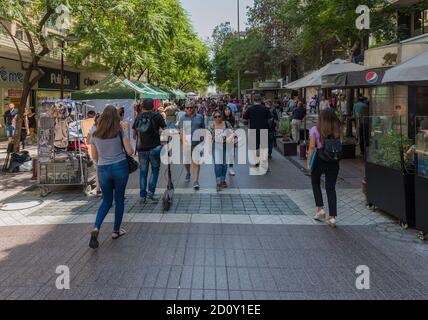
[413,9,428,37]
[423,9,428,34]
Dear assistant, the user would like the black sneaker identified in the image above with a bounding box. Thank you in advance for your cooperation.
[185,173,191,182]
[140,197,147,204]
[89,230,99,249]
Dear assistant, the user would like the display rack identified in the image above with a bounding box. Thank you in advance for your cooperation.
[37,99,95,197]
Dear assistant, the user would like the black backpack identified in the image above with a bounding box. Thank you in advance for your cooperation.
[136,112,155,134]
[317,137,342,163]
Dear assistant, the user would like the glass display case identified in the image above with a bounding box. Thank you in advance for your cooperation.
[415,116,428,239]
[415,116,428,179]
[367,115,412,171]
[365,115,415,227]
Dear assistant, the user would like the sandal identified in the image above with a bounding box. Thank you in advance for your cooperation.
[89,229,99,249]
[112,228,127,240]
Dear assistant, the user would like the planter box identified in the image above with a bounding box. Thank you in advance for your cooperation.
[366,162,415,226]
[415,175,428,235]
[342,143,356,159]
[276,138,298,156]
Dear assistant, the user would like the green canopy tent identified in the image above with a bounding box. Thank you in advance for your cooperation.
[122,80,161,100]
[172,89,187,100]
[71,74,143,100]
[145,83,171,100]
[134,82,169,100]
[158,85,187,100]
[156,85,174,99]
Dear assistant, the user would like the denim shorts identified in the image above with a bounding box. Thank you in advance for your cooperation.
[6,125,15,138]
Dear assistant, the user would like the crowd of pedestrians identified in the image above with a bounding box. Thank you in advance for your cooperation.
[87,95,343,249]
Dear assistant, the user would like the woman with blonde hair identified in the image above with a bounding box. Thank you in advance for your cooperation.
[307,108,342,228]
[89,105,134,249]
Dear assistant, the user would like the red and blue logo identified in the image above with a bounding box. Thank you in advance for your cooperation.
[365,71,379,84]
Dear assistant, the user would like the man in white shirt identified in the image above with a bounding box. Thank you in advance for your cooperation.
[319,97,330,112]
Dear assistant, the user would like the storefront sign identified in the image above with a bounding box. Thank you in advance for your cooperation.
[83,77,99,87]
[0,67,24,84]
[8,89,23,97]
[38,67,80,91]
[365,71,379,84]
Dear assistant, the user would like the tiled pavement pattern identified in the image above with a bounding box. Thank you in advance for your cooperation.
[0,188,391,227]
[29,192,304,217]
[0,223,427,300]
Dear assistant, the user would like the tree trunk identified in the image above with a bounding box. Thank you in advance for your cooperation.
[13,69,33,152]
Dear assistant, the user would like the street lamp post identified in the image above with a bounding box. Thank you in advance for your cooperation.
[60,40,65,99]
[60,34,80,99]
[237,0,241,102]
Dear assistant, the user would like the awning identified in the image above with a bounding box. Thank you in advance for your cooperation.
[124,80,162,100]
[72,74,142,100]
[171,89,187,100]
[322,67,391,88]
[134,82,170,100]
[382,50,428,84]
[286,59,365,90]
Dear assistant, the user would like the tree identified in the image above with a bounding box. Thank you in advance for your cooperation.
[211,23,271,95]
[68,0,211,93]
[0,0,67,152]
[248,0,404,73]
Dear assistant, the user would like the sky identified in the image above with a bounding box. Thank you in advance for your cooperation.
[180,0,255,41]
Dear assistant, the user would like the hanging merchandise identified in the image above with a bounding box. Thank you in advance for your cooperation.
[37,99,96,197]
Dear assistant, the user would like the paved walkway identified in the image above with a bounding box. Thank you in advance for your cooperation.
[0,146,427,300]
[0,141,37,203]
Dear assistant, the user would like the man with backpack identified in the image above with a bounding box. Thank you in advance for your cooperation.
[132,98,167,204]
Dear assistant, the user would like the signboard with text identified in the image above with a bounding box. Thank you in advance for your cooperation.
[38,67,80,91]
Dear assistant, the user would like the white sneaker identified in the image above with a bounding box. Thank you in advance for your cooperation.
[229,168,236,176]
[314,209,326,221]
[328,217,337,228]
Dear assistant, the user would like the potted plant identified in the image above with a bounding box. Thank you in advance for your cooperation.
[276,118,297,156]
[366,128,415,228]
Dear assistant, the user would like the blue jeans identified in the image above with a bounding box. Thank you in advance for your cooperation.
[139,145,162,198]
[95,160,129,232]
[166,120,176,129]
[213,144,227,183]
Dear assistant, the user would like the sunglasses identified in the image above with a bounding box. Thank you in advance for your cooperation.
[213,115,222,119]
[185,107,194,110]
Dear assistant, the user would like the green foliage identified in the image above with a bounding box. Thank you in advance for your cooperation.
[212,0,420,86]
[211,25,271,95]
[278,118,292,138]
[67,0,211,92]
[371,130,412,170]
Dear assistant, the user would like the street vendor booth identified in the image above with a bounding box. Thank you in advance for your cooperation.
[382,50,428,239]
[71,74,145,147]
[37,99,96,197]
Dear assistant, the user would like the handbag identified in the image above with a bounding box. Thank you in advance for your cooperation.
[119,132,139,174]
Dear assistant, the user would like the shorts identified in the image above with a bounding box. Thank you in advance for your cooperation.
[183,143,204,165]
[6,125,15,138]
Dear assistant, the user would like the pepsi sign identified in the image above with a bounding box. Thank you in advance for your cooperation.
[365,71,379,84]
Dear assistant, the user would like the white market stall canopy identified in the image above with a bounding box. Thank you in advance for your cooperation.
[286,59,365,90]
[382,50,428,84]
